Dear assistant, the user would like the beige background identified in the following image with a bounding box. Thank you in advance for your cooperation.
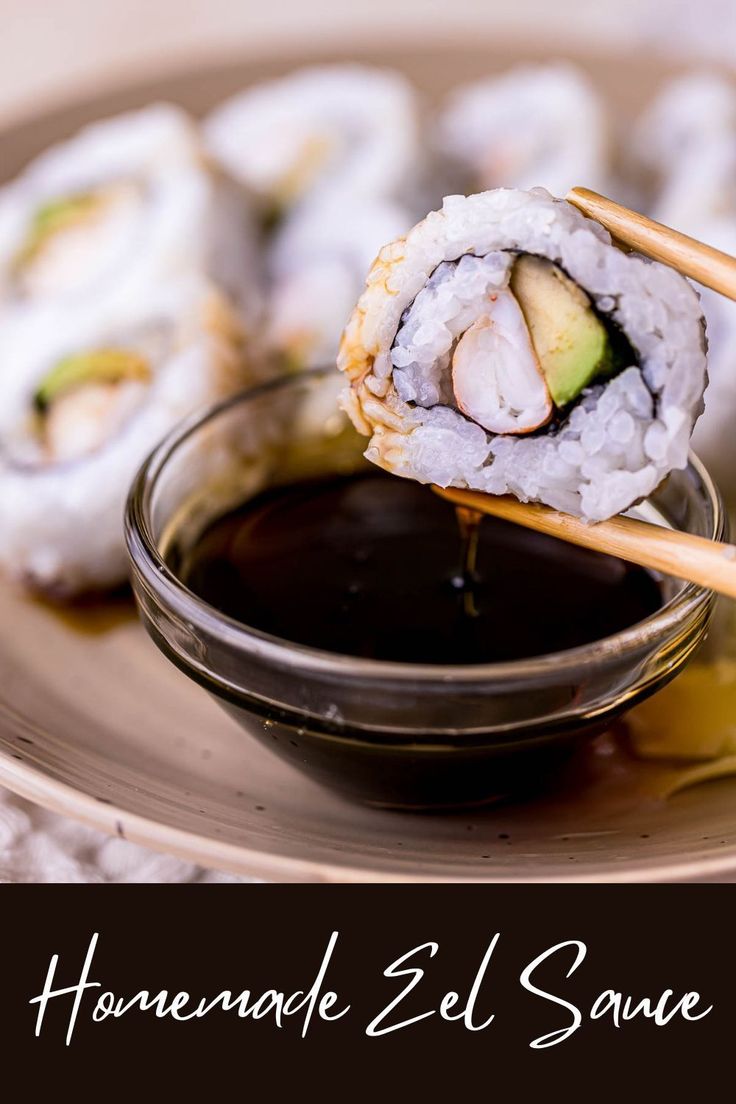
[0,0,696,126]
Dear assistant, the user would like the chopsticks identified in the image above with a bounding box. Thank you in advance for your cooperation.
[427,190,736,599]
[567,186,736,301]
[433,486,736,600]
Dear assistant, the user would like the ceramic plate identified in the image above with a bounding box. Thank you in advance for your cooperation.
[2,41,735,882]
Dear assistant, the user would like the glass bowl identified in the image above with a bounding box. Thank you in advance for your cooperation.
[125,369,724,810]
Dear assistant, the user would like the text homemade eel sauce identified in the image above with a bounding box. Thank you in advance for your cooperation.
[174,472,663,664]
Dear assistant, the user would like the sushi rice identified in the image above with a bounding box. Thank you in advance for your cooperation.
[634,73,736,499]
[204,64,422,212]
[338,187,707,522]
[205,65,420,371]
[0,277,247,596]
[0,104,263,597]
[0,103,261,325]
[633,72,736,230]
[266,193,411,367]
[436,63,609,198]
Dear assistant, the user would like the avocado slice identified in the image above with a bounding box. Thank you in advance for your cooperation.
[34,348,151,411]
[510,254,615,407]
[15,192,102,270]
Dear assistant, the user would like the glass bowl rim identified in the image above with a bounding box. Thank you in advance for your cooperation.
[124,368,723,686]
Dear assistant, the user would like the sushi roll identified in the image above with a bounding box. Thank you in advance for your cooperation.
[632,72,736,230]
[338,188,707,522]
[204,64,423,216]
[679,218,736,497]
[0,277,247,596]
[206,65,422,374]
[0,103,261,325]
[634,73,736,499]
[436,63,609,197]
[266,193,411,368]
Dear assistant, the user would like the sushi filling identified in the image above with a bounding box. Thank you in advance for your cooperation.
[451,293,552,434]
[7,323,170,469]
[32,348,152,463]
[391,251,630,438]
[270,132,338,208]
[12,181,144,299]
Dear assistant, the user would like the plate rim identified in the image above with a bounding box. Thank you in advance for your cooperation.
[2,746,736,882]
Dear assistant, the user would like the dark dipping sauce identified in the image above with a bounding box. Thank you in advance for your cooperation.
[174,471,664,665]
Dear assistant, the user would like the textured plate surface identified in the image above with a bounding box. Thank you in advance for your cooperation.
[2,41,735,882]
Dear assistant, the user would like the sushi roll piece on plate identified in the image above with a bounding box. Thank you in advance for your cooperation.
[338,188,707,521]
[0,103,261,327]
[205,65,423,373]
[634,73,736,500]
[0,276,247,597]
[632,72,736,230]
[436,63,610,198]
[204,64,423,216]
[266,193,411,368]
[679,217,736,500]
